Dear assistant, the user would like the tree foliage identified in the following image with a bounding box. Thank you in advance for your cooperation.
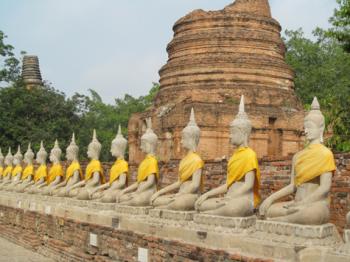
[0,31,21,84]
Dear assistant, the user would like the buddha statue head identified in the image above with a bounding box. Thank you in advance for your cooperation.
[5,148,14,166]
[49,140,62,164]
[181,108,200,152]
[140,118,158,155]
[66,133,79,162]
[111,125,127,159]
[87,129,102,160]
[13,146,23,166]
[304,97,325,144]
[0,148,4,167]
[24,143,35,165]
[36,141,48,165]
[230,95,252,147]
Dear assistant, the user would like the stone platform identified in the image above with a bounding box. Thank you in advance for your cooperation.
[149,209,195,221]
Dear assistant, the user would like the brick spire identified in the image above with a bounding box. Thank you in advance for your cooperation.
[22,55,43,89]
[224,0,271,17]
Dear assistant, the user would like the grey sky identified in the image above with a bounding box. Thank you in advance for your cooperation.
[0,0,338,103]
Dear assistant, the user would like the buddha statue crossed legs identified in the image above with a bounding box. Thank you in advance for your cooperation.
[116,118,159,207]
[5,146,23,191]
[259,97,336,225]
[0,148,14,189]
[90,125,128,202]
[15,144,35,193]
[150,109,204,211]
[53,133,83,197]
[195,96,261,217]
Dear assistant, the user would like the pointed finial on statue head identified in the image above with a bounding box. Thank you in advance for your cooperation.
[40,141,44,149]
[117,125,122,136]
[239,95,245,114]
[186,108,198,128]
[72,132,76,144]
[311,97,320,110]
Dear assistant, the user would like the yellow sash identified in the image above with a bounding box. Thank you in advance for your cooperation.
[227,147,261,207]
[21,165,34,180]
[179,152,204,190]
[3,166,13,177]
[65,161,83,181]
[295,143,336,186]
[0,166,3,177]
[85,160,105,183]
[109,159,128,185]
[47,164,64,185]
[12,165,23,177]
[137,155,159,183]
[34,165,47,182]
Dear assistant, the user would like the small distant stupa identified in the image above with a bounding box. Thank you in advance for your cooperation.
[21,55,43,89]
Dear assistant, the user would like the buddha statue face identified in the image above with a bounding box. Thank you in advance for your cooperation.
[24,144,34,165]
[230,126,247,146]
[0,151,4,166]
[230,96,251,147]
[140,118,158,155]
[87,130,101,160]
[36,142,47,165]
[304,97,325,144]
[5,149,13,166]
[111,125,127,158]
[181,108,200,152]
[66,133,79,161]
[13,147,23,166]
[49,140,62,163]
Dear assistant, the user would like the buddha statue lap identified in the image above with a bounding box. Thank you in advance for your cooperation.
[67,130,105,200]
[259,97,336,225]
[53,133,83,197]
[5,146,23,191]
[15,144,35,193]
[41,140,64,195]
[195,96,261,217]
[150,109,204,211]
[25,142,48,194]
[0,148,14,190]
[90,125,128,203]
[116,118,159,207]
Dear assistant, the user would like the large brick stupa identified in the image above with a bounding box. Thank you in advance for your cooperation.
[128,0,304,165]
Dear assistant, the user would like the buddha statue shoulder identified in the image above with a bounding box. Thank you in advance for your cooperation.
[25,141,48,194]
[259,97,336,225]
[41,140,64,195]
[53,133,83,197]
[117,118,159,206]
[150,108,204,211]
[0,148,14,189]
[195,96,261,217]
[5,146,23,191]
[15,143,35,192]
[68,130,105,200]
[90,125,128,203]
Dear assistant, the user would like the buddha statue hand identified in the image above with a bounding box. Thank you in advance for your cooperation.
[150,192,160,205]
[259,198,273,217]
[195,194,209,210]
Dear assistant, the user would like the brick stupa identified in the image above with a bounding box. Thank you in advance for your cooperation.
[128,0,304,164]
[22,55,43,89]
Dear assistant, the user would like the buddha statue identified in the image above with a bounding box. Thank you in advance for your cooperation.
[259,97,336,225]
[41,140,64,195]
[67,130,105,200]
[90,125,128,202]
[15,144,35,193]
[347,212,350,227]
[0,149,4,182]
[116,118,159,206]
[0,148,14,189]
[25,141,48,194]
[4,146,23,191]
[195,96,261,217]
[150,109,204,211]
[53,133,83,197]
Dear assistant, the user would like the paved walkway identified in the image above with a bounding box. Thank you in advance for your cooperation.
[0,237,53,262]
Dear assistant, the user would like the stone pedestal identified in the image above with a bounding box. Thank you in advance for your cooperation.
[194,214,256,229]
[115,205,152,216]
[344,230,350,243]
[149,209,195,221]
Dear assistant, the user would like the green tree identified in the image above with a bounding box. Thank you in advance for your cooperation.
[326,0,350,52]
[285,29,350,151]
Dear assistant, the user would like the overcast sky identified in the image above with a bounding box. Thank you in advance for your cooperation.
[0,0,338,103]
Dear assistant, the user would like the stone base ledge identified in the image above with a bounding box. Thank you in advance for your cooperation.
[344,229,350,243]
[115,205,152,216]
[149,209,195,221]
[194,214,256,229]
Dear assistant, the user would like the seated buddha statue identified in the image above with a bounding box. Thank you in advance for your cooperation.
[53,133,83,197]
[15,144,35,193]
[0,149,4,183]
[40,140,64,195]
[90,125,128,202]
[150,109,204,211]
[4,146,23,191]
[259,97,336,225]
[25,142,48,194]
[0,148,14,189]
[116,118,159,207]
[67,130,105,200]
[195,96,261,217]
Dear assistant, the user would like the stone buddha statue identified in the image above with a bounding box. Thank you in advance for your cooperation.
[41,140,64,195]
[195,96,261,217]
[259,97,336,225]
[4,146,23,191]
[53,133,83,197]
[90,125,128,202]
[116,118,159,206]
[15,144,35,193]
[347,212,350,227]
[150,109,204,211]
[68,130,105,200]
[0,149,4,182]
[0,148,14,189]
[25,141,48,194]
